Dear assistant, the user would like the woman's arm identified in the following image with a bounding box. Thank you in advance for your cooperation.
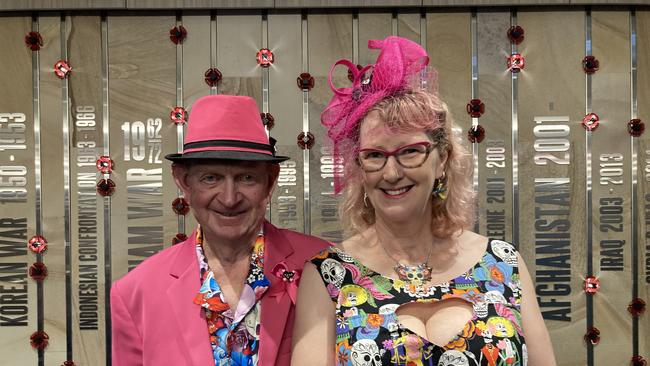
[291,262,336,366]
[518,253,557,366]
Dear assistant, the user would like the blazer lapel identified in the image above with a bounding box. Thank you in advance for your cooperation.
[167,233,214,366]
[259,222,295,365]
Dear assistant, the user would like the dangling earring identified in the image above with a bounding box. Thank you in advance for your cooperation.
[363,192,370,207]
[432,173,447,200]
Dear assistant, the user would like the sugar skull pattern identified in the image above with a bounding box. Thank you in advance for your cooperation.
[311,239,526,366]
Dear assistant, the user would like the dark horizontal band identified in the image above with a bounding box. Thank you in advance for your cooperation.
[184,139,274,153]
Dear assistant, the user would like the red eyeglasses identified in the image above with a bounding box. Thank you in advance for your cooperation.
[357,142,435,172]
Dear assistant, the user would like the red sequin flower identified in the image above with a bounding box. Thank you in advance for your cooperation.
[582,113,600,131]
[96,156,114,174]
[261,113,275,130]
[54,60,72,79]
[30,330,49,350]
[169,25,187,44]
[62,361,76,366]
[172,233,188,245]
[583,55,599,74]
[29,262,48,281]
[632,356,647,366]
[584,276,600,294]
[204,68,222,87]
[96,178,116,197]
[467,125,486,143]
[172,197,190,215]
[507,53,524,73]
[28,235,48,254]
[170,107,187,125]
[628,298,646,317]
[25,31,43,51]
[466,99,485,118]
[257,48,274,67]
[297,72,315,91]
[584,327,600,345]
[628,119,645,137]
[507,25,525,45]
[297,132,315,150]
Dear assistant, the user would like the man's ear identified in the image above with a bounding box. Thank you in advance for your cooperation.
[171,163,192,199]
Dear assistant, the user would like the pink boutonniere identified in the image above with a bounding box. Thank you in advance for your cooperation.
[271,262,302,304]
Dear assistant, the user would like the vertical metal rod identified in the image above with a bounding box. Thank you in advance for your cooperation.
[301,11,310,234]
[629,8,639,358]
[471,10,479,234]
[60,13,74,364]
[391,10,398,36]
[510,10,520,246]
[176,12,185,235]
[352,10,359,65]
[584,8,594,366]
[262,11,270,115]
[419,9,426,48]
[210,11,218,95]
[32,13,45,366]
[101,13,113,366]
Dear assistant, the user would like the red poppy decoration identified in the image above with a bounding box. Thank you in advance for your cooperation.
[297,72,315,91]
[169,25,187,44]
[466,99,485,118]
[261,113,275,130]
[507,25,525,45]
[632,356,647,366]
[96,178,116,197]
[584,327,600,345]
[628,298,646,317]
[348,64,363,82]
[62,361,76,366]
[582,113,600,131]
[583,55,599,74]
[170,107,187,125]
[29,262,48,281]
[96,156,114,174]
[172,197,190,215]
[30,330,49,350]
[507,53,525,73]
[25,31,43,51]
[628,119,645,137]
[297,132,315,150]
[54,60,72,79]
[584,276,600,294]
[257,48,274,67]
[172,233,188,245]
[467,125,486,143]
[204,68,223,87]
[28,235,48,254]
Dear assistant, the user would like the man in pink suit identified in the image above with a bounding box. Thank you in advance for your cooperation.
[110,95,329,365]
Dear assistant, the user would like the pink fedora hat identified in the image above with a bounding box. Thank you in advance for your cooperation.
[165,94,288,162]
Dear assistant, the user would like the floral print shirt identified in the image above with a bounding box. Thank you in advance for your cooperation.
[193,227,270,366]
[311,239,527,366]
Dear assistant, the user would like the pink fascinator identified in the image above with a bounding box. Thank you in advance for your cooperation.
[320,36,434,193]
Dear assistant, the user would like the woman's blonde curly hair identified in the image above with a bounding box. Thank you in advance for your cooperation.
[337,90,475,239]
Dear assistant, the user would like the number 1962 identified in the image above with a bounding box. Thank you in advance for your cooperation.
[121,119,162,164]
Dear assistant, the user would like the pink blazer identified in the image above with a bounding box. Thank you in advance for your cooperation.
[110,221,329,366]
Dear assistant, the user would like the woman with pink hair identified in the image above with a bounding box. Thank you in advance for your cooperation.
[292,36,555,366]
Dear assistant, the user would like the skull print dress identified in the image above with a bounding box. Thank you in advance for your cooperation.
[310,239,527,366]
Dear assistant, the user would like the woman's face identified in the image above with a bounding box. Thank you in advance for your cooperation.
[358,110,446,225]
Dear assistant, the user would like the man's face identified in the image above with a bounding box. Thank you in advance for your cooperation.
[173,160,279,245]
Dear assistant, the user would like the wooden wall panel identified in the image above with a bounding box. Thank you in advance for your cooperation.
[358,12,391,65]
[591,9,632,364]
[268,13,305,232]
[0,15,37,366]
[518,9,586,365]
[67,14,105,364]
[476,10,513,242]
[397,11,421,43]
[308,13,351,242]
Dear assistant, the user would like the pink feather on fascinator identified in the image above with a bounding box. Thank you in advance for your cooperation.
[320,36,435,193]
